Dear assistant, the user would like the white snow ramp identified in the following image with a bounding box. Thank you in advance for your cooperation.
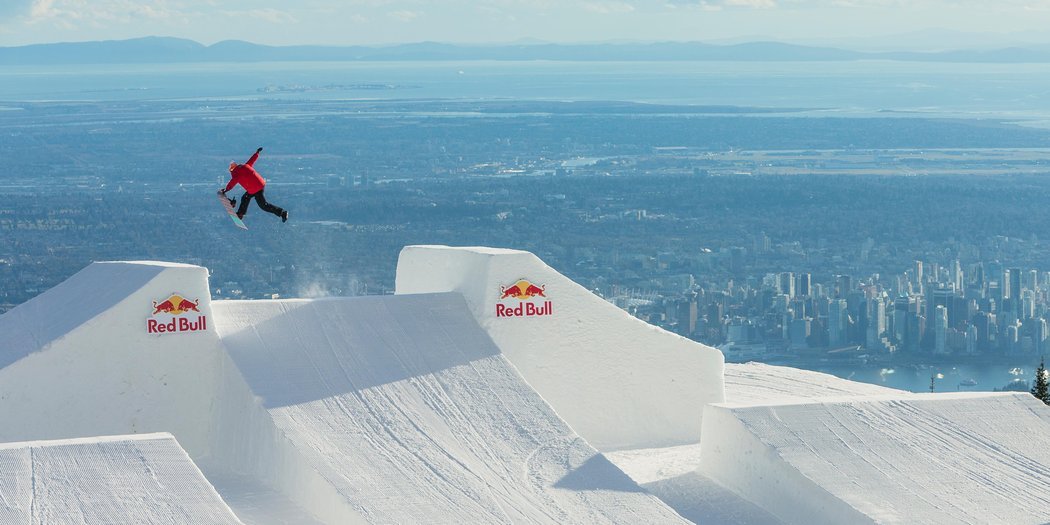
[213,293,687,524]
[396,245,725,451]
[0,261,224,458]
[700,392,1050,525]
[0,433,241,524]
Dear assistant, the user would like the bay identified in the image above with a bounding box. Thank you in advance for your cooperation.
[1,60,1049,121]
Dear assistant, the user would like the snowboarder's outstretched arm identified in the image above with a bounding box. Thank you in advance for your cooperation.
[245,147,262,167]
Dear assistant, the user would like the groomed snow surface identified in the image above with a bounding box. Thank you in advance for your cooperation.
[0,245,1049,524]
[0,433,241,524]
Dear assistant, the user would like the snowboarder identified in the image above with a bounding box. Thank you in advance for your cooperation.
[221,147,289,223]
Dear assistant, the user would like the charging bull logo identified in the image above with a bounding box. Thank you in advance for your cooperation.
[496,279,553,318]
[147,293,208,334]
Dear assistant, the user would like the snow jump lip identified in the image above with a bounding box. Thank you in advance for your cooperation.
[395,244,726,452]
[0,261,174,370]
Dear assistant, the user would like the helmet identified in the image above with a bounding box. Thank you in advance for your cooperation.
[229,161,237,172]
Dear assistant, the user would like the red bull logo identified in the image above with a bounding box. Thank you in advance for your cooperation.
[147,293,207,334]
[496,279,553,318]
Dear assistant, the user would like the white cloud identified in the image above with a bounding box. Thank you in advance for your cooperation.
[235,7,297,24]
[725,0,776,7]
[584,1,637,13]
[30,0,60,18]
[28,0,180,25]
[679,0,777,7]
[388,9,422,21]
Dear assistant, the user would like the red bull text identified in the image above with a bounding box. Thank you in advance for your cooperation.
[496,279,553,318]
[147,294,208,334]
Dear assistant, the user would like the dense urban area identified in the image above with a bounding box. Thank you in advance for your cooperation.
[4,98,1050,389]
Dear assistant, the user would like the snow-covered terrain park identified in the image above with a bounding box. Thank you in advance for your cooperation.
[1,245,1049,524]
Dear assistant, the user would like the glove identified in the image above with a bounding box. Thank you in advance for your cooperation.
[219,188,226,194]
[256,147,263,153]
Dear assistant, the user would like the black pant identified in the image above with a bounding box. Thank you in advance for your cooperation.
[237,189,284,219]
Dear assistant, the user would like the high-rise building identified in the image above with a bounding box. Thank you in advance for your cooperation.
[866,298,887,351]
[1035,317,1049,355]
[934,305,949,355]
[949,296,970,328]
[773,293,790,315]
[812,283,825,300]
[829,299,848,347]
[907,313,925,353]
[988,281,1003,310]
[893,296,917,344]
[789,318,811,349]
[896,275,909,297]
[952,259,963,292]
[929,262,941,285]
[1004,322,1021,355]
[914,260,924,294]
[965,324,979,356]
[778,272,795,299]
[847,290,866,342]
[1021,290,1036,321]
[796,273,811,298]
[836,275,852,298]
[1007,268,1022,303]
[676,297,698,336]
[927,286,954,324]
[973,311,995,353]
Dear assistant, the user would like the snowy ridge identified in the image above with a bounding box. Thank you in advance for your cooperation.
[0,433,241,524]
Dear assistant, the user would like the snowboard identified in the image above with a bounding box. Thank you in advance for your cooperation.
[217,190,248,230]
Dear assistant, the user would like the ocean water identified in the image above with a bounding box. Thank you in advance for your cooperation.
[816,361,1044,394]
[2,60,1050,120]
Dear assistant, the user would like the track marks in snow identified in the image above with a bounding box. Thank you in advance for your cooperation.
[733,395,1050,524]
[0,434,241,524]
[215,294,685,524]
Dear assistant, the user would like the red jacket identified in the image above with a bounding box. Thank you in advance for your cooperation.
[225,151,266,194]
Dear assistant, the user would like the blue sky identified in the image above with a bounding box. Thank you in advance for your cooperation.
[2,1,1050,49]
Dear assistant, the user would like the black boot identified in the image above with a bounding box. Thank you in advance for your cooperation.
[281,210,289,223]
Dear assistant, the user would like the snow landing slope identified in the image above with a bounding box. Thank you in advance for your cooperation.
[212,293,688,524]
[0,433,241,524]
[702,392,1050,525]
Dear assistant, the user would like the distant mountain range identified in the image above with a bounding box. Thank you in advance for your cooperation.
[4,36,1050,64]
